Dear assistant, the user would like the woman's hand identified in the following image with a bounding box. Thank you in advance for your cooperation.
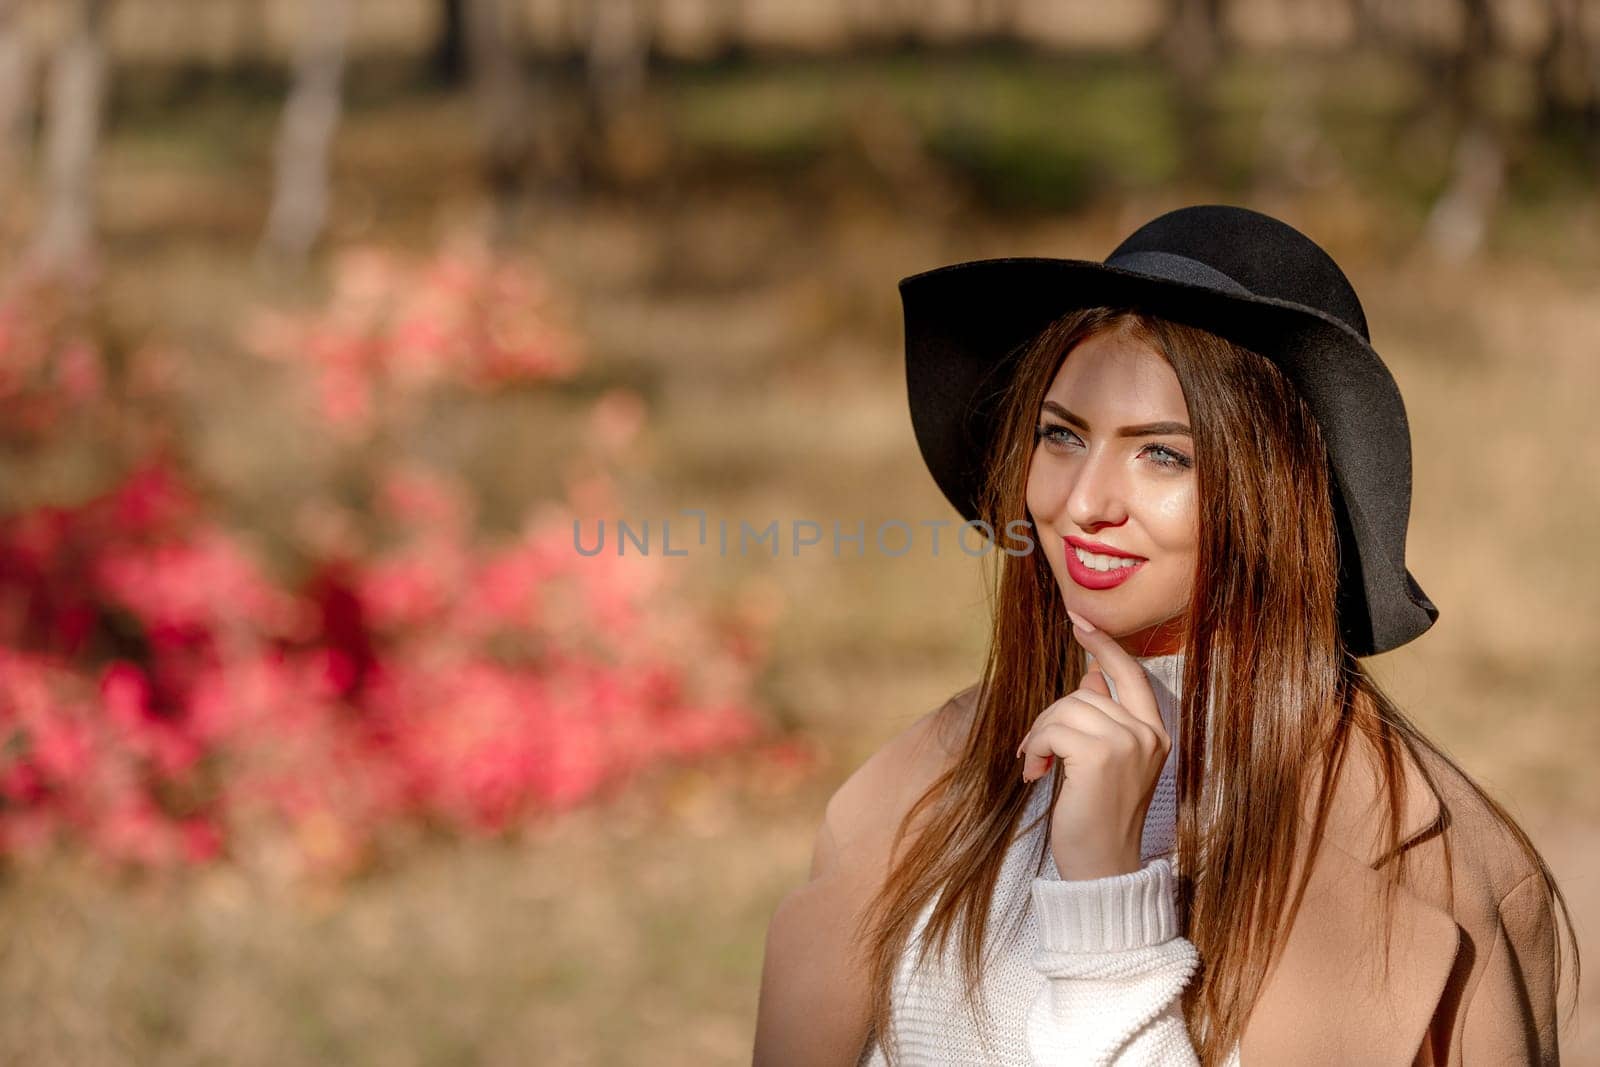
[1016,609,1170,881]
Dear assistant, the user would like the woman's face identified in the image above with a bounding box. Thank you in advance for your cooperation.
[1025,327,1198,657]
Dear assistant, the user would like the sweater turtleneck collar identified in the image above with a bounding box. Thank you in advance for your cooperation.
[1084,649,1185,712]
[1133,650,1183,703]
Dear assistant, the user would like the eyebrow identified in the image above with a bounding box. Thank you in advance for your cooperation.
[1040,401,1191,438]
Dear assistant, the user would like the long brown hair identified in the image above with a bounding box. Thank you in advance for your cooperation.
[856,307,1580,1065]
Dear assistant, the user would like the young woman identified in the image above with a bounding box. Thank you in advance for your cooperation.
[754,205,1579,1065]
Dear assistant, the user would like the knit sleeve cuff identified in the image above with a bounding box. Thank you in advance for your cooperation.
[1031,856,1179,954]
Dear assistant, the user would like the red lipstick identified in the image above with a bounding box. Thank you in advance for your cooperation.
[1063,535,1146,590]
[1065,536,1146,560]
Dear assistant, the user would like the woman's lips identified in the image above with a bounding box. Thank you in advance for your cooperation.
[1063,539,1146,590]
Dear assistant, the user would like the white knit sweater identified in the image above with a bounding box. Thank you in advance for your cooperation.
[856,652,1242,1066]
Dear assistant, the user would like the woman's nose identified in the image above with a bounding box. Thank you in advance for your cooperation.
[1063,450,1129,531]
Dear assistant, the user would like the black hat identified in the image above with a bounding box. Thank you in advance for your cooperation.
[901,203,1438,657]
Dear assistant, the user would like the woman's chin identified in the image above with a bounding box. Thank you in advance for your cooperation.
[1059,602,1185,652]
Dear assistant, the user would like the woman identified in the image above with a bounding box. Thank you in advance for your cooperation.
[753,205,1580,1065]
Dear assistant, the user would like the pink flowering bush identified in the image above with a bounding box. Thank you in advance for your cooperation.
[0,241,789,883]
[245,240,582,436]
[0,462,278,869]
[0,275,107,446]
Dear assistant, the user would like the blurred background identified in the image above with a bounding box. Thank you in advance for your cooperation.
[0,0,1595,1063]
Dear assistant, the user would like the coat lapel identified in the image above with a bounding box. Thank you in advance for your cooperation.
[1238,730,1460,1065]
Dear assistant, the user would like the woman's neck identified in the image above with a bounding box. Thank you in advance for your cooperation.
[1110,615,1186,657]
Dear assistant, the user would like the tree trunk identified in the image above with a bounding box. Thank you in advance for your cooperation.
[432,0,468,87]
[1534,0,1599,134]
[1423,118,1506,261]
[1342,0,1389,49]
[585,0,652,126]
[1157,0,1227,182]
[32,0,108,278]
[260,0,350,268]
[465,0,533,241]
[0,0,34,194]
[1160,0,1227,79]
[709,0,747,62]
[227,0,274,79]
[1422,0,1505,261]
[968,0,1020,46]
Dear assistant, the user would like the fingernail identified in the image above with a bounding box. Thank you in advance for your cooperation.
[1066,609,1096,633]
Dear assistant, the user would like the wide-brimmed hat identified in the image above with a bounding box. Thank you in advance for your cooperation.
[901,203,1437,657]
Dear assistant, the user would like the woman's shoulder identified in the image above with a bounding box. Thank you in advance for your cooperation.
[1402,735,1547,904]
[758,688,980,1065]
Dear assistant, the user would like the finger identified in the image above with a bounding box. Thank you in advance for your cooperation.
[1067,609,1161,731]
[1050,690,1162,750]
[1020,704,1111,779]
[1020,696,1144,785]
[1016,733,1055,783]
[1019,723,1099,783]
[1080,667,1111,698]
[1082,654,1163,744]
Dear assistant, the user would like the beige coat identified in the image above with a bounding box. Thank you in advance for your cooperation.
[754,683,1562,1065]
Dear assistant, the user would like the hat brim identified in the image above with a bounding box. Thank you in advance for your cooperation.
[901,256,1438,657]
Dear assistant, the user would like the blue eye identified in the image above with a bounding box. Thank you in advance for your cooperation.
[1034,424,1077,448]
[1143,444,1193,470]
[1033,424,1193,471]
